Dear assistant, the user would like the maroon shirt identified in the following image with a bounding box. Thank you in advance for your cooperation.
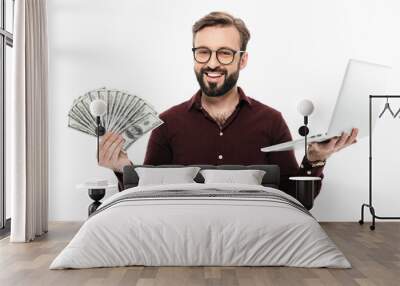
[115,87,324,199]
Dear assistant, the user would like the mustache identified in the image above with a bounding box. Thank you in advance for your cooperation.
[200,67,227,75]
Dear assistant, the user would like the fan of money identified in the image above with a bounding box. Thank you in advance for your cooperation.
[68,87,164,151]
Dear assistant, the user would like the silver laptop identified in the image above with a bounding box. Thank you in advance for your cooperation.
[261,59,391,153]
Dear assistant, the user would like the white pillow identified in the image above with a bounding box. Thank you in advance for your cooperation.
[135,167,201,186]
[200,169,266,185]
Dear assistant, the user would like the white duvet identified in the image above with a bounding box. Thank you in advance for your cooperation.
[50,183,351,269]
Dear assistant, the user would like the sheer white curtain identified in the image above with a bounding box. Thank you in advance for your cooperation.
[10,0,48,242]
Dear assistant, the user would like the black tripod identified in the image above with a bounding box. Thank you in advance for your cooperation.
[359,95,400,230]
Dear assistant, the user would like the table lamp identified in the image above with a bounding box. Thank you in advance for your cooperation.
[89,99,107,163]
[297,99,314,161]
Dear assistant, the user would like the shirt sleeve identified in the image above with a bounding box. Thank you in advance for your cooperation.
[114,171,124,192]
[266,112,325,199]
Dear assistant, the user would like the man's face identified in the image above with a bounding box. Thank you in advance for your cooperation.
[193,26,248,97]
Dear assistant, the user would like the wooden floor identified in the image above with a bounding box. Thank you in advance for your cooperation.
[0,222,399,286]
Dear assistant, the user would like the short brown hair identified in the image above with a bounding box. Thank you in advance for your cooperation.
[192,11,251,51]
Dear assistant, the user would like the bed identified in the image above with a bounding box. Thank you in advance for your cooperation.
[50,165,351,269]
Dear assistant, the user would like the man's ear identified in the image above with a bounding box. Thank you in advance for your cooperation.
[239,52,248,70]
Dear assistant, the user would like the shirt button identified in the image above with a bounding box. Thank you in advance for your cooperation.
[218,155,223,160]
[219,132,223,136]
[307,170,312,175]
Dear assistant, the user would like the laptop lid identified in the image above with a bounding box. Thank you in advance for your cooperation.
[326,59,391,138]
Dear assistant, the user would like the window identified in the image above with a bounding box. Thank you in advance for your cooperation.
[0,0,14,235]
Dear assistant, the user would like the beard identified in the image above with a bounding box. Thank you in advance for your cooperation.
[195,66,240,97]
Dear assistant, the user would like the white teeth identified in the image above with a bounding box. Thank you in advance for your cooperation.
[206,72,223,78]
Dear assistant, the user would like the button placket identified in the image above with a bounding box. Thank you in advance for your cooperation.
[218,127,224,160]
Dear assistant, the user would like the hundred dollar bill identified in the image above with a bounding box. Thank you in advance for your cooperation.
[75,96,97,130]
[69,104,94,131]
[121,112,164,150]
[68,111,91,130]
[112,97,144,133]
[110,94,138,132]
[108,91,125,130]
[106,89,117,129]
[115,102,156,134]
[68,116,97,136]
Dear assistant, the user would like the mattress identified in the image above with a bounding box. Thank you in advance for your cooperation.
[50,183,351,269]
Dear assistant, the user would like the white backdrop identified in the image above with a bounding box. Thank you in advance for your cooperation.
[47,0,400,221]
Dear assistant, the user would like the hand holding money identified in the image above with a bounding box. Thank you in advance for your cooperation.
[68,87,164,151]
[98,132,132,173]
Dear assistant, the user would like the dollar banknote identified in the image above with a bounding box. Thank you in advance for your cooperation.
[67,87,164,151]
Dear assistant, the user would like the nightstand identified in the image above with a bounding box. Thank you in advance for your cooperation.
[77,182,118,216]
[289,176,321,210]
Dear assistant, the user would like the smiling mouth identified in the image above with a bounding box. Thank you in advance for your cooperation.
[204,71,225,82]
[205,71,224,77]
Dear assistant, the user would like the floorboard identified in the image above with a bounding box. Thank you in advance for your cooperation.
[0,222,399,286]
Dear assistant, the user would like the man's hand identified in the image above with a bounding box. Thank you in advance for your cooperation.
[98,132,132,173]
[307,128,359,162]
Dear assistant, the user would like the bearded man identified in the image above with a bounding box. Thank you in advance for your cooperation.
[98,11,358,199]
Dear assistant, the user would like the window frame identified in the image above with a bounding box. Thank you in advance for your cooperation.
[0,0,14,234]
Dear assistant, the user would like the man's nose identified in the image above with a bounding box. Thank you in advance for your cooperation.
[207,51,220,69]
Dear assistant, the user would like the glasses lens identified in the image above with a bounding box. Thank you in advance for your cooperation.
[194,48,211,63]
[217,49,235,65]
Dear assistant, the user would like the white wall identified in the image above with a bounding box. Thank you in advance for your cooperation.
[48,0,400,221]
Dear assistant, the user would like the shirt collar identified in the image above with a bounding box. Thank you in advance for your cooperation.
[186,86,252,111]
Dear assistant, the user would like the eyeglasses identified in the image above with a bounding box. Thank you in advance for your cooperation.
[192,47,245,65]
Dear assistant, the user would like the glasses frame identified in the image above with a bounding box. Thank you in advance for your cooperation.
[192,47,245,65]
